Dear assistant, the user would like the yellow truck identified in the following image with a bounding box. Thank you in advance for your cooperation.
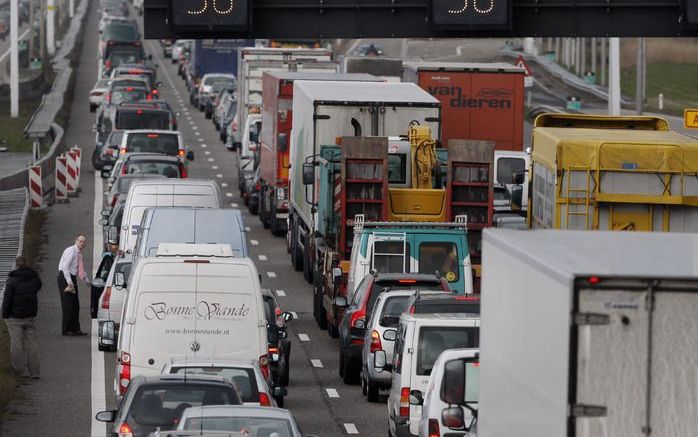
[515,113,698,231]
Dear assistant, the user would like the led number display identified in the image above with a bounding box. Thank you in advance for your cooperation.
[432,0,509,27]
[171,0,248,27]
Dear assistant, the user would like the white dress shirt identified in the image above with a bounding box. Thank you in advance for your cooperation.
[58,244,80,285]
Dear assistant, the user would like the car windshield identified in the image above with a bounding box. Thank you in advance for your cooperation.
[104,23,138,41]
[107,131,124,147]
[169,367,259,403]
[111,88,148,105]
[380,296,411,320]
[128,384,239,427]
[126,133,179,155]
[416,327,479,376]
[109,52,142,67]
[125,161,180,177]
[183,416,293,435]
[116,111,169,130]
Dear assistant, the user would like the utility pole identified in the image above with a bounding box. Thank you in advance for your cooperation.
[581,38,586,76]
[10,0,19,118]
[555,38,561,62]
[47,0,55,56]
[591,37,596,77]
[39,0,45,62]
[636,38,643,115]
[69,0,74,18]
[608,38,621,116]
[641,38,647,102]
[28,0,34,59]
[575,38,581,75]
[600,38,607,86]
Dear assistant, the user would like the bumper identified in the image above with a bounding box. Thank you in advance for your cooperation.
[395,420,415,437]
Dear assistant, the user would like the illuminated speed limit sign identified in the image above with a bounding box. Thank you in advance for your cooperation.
[431,0,510,29]
[171,0,249,28]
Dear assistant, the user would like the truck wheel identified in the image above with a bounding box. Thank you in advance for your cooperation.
[205,109,212,119]
[361,372,368,396]
[90,103,97,113]
[315,286,327,330]
[280,344,291,386]
[303,246,313,283]
[366,379,380,402]
[342,352,357,384]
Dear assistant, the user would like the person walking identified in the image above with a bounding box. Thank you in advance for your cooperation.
[2,257,42,379]
[57,234,90,336]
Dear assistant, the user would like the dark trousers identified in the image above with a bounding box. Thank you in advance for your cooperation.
[90,285,101,319]
[57,273,80,334]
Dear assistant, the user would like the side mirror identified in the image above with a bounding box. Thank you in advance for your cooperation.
[302,162,314,185]
[383,329,397,341]
[108,226,119,244]
[273,386,288,397]
[99,218,109,226]
[282,311,294,322]
[92,277,106,288]
[510,185,523,215]
[95,410,116,423]
[441,406,466,430]
[92,124,98,133]
[101,169,111,179]
[156,81,162,87]
[409,390,424,406]
[334,296,347,308]
[101,209,111,217]
[114,272,126,288]
[513,170,525,185]
[186,150,194,161]
[278,133,288,152]
[99,321,116,348]
[248,142,258,152]
[175,111,181,117]
[373,350,387,372]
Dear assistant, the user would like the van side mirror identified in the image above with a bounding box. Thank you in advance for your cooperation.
[95,410,116,422]
[278,133,288,152]
[99,218,109,226]
[302,162,314,185]
[108,226,119,244]
[513,170,525,185]
[441,407,465,430]
[114,272,126,288]
[334,296,347,308]
[383,329,397,341]
[101,210,111,218]
[409,390,424,406]
[282,311,294,322]
[373,350,387,372]
[273,386,288,397]
[99,321,116,349]
[510,185,524,215]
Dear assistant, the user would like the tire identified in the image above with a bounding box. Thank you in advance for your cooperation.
[338,350,345,378]
[92,150,102,170]
[249,195,259,215]
[280,344,291,386]
[270,205,286,237]
[342,350,357,384]
[328,315,339,339]
[315,286,327,330]
[205,109,212,119]
[366,379,380,402]
[303,245,313,283]
[361,372,368,396]
[274,395,284,408]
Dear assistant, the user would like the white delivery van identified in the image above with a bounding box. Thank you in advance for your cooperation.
[386,313,480,437]
[119,179,222,253]
[493,150,530,212]
[112,244,268,399]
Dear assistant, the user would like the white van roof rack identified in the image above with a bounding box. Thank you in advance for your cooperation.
[156,243,235,257]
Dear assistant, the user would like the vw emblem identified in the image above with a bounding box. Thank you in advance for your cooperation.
[190,340,201,352]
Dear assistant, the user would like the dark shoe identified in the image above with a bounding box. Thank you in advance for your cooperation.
[63,331,76,336]
[30,376,40,380]
[73,331,88,336]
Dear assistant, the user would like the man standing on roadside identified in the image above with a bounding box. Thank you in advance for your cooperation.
[2,257,42,379]
[57,234,90,336]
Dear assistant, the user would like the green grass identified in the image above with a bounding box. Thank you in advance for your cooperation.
[0,98,42,153]
[621,62,698,115]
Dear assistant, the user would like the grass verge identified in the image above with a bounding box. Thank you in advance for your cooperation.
[0,209,45,415]
[621,62,698,116]
[0,97,43,153]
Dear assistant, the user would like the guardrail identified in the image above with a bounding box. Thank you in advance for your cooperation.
[0,188,29,295]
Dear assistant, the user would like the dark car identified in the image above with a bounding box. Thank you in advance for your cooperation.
[262,289,294,394]
[103,48,146,78]
[96,375,242,437]
[94,130,124,170]
[404,290,480,315]
[100,20,140,59]
[337,273,451,384]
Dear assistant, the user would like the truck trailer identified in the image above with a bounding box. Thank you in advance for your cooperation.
[189,39,251,79]
[258,72,381,236]
[476,229,698,437]
[403,61,525,151]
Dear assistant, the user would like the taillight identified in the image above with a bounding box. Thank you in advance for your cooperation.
[117,422,133,437]
[152,89,159,95]
[259,392,272,407]
[259,355,270,380]
[399,387,410,417]
[105,148,113,156]
[119,352,131,395]
[106,93,111,103]
[120,148,127,155]
[428,418,440,437]
[101,286,112,309]
[369,330,382,353]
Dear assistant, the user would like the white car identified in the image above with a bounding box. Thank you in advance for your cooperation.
[97,253,132,351]
[387,313,480,437]
[418,348,479,437]
[170,39,192,63]
[162,359,286,407]
[89,79,111,112]
[175,405,307,436]
[237,113,262,195]
[360,290,414,402]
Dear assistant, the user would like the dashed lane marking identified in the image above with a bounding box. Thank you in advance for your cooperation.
[299,333,310,342]
[250,239,259,245]
[204,150,211,155]
[212,165,219,169]
[344,423,359,434]
[226,192,233,197]
[216,174,223,178]
[201,143,207,148]
[276,289,286,297]
[208,158,214,162]
[311,359,323,368]
[258,255,267,261]
[326,388,340,398]
[266,271,277,278]
[221,182,228,187]
[245,226,251,231]
[230,202,238,207]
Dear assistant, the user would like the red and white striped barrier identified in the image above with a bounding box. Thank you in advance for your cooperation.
[55,155,68,202]
[71,146,82,189]
[28,166,42,208]
[66,150,78,196]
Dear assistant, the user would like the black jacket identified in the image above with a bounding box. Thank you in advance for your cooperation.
[2,267,42,319]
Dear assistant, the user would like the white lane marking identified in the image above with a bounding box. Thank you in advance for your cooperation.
[290,311,298,319]
[192,126,198,130]
[226,192,233,197]
[194,132,200,136]
[230,202,238,207]
[207,158,214,162]
[92,171,107,437]
[188,120,195,125]
[201,143,207,148]
[216,174,223,178]
[212,165,219,170]
[0,28,31,63]
[221,182,228,188]
[197,138,204,142]
[276,289,286,297]
[258,255,267,261]
[266,271,277,278]
[326,388,340,398]
[245,226,251,231]
[344,423,359,434]
[250,239,259,245]
[311,359,324,368]
[186,116,192,120]
[204,150,211,155]
[298,333,310,342]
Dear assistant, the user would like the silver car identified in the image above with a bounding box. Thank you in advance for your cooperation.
[90,79,111,112]
[174,405,312,437]
[360,290,414,402]
[97,253,132,351]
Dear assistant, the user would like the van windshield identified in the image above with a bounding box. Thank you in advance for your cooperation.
[496,157,525,185]
[416,326,479,376]
[418,242,459,282]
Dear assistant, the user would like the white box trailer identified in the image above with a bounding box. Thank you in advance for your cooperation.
[233,47,336,148]
[289,80,442,254]
[479,229,698,437]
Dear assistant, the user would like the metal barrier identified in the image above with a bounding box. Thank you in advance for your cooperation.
[0,188,30,295]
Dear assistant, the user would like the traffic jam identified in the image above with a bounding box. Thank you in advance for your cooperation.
[85,1,698,437]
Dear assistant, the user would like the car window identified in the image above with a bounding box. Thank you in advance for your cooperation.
[351,276,371,307]
[418,242,459,282]
[128,384,240,427]
[387,153,407,184]
[116,111,169,130]
[168,368,259,403]
[104,23,138,41]
[496,157,526,185]
[125,161,180,177]
[126,133,179,155]
[183,416,293,436]
[380,296,410,319]
[111,88,148,105]
[393,324,407,374]
[416,327,479,376]
[368,281,440,316]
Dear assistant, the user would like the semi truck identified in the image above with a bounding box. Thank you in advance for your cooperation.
[189,39,251,79]
[403,61,525,151]
[468,229,698,437]
[233,47,336,149]
[257,72,381,236]
[514,114,698,232]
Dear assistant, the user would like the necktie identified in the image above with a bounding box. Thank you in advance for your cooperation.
[78,250,87,282]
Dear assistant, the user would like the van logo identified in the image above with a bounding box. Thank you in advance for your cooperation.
[426,86,513,109]
[190,340,201,352]
[144,301,251,321]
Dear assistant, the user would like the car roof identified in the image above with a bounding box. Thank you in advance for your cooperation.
[124,154,181,163]
[400,312,481,322]
[132,374,233,386]
[124,129,180,135]
[166,358,259,368]
[181,405,293,420]
[372,273,441,282]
